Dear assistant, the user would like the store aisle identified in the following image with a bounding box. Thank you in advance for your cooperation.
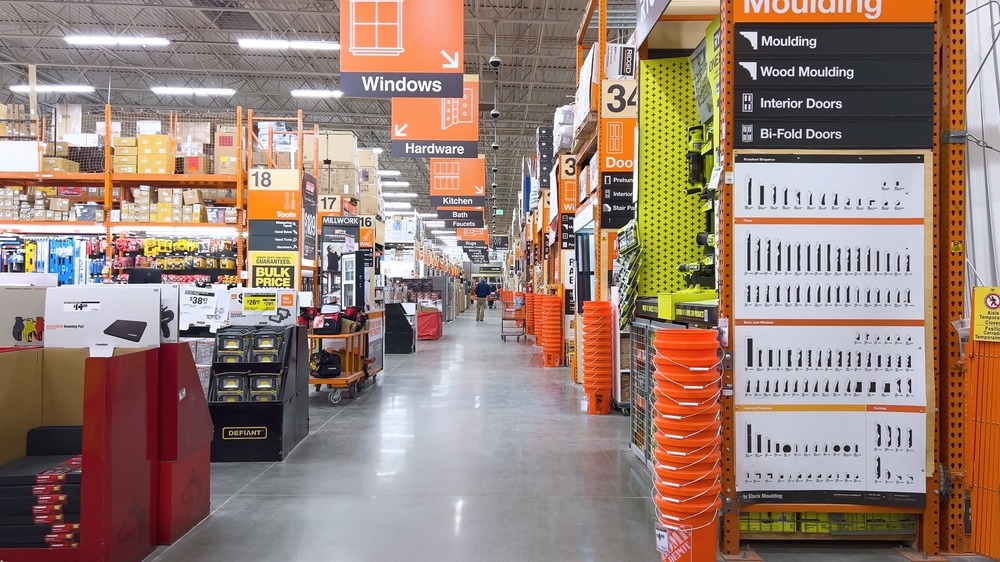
[147,306,658,562]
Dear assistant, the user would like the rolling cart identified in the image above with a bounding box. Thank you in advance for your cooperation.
[308,331,374,404]
[500,300,526,342]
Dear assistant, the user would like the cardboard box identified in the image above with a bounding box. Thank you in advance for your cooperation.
[114,136,137,147]
[182,189,204,205]
[214,126,239,174]
[114,165,137,174]
[41,157,80,173]
[114,155,137,166]
[44,286,162,352]
[138,155,173,175]
[0,287,47,347]
[47,141,71,157]
[49,198,70,212]
[182,156,211,174]
[224,208,238,224]
[115,146,139,156]
[138,134,172,148]
[157,203,173,217]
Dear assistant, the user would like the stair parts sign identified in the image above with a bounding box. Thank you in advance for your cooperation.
[339,0,465,98]
[392,75,479,157]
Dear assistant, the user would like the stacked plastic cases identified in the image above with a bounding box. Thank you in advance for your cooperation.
[581,301,614,415]
[541,295,563,367]
[214,326,255,363]
[250,327,284,363]
[533,296,545,348]
[651,328,722,562]
[525,293,536,336]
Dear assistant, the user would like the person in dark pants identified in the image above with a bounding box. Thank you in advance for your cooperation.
[326,245,340,274]
[473,278,492,321]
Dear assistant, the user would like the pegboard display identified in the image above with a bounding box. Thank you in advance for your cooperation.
[637,59,704,297]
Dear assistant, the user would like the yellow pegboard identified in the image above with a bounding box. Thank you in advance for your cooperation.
[637,59,704,297]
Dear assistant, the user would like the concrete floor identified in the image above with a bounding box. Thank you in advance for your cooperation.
[145,307,990,562]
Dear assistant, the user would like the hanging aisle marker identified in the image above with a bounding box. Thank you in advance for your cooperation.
[391,75,480,157]
[339,0,465,98]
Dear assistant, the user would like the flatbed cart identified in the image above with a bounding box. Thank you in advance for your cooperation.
[500,301,526,342]
[308,331,376,404]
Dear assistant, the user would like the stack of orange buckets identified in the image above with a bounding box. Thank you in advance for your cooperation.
[651,328,722,562]
[533,296,545,347]
[525,293,536,336]
[541,296,562,367]
[581,301,613,415]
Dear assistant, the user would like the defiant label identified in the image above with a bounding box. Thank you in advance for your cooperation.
[222,426,268,440]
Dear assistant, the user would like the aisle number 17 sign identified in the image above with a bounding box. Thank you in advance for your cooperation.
[339,0,465,98]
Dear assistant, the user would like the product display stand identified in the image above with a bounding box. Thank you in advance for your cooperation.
[208,327,309,462]
[384,302,416,354]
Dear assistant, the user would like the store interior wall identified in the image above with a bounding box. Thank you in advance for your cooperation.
[966,0,1000,305]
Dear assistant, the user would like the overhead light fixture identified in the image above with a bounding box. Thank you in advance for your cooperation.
[372,147,384,155]
[417,213,437,218]
[290,89,343,98]
[382,192,418,198]
[151,87,236,96]
[383,201,412,209]
[384,210,415,216]
[65,35,170,47]
[238,38,340,51]
[9,84,95,93]
[423,220,445,227]
[378,169,402,177]
[431,230,454,234]
[381,180,410,188]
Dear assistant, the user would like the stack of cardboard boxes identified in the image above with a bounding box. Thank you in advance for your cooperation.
[356,148,382,217]
[137,135,177,175]
[116,186,235,224]
[306,131,360,214]
[0,187,106,222]
[0,103,32,139]
[214,126,239,175]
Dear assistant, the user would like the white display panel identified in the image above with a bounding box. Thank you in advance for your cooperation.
[732,152,930,508]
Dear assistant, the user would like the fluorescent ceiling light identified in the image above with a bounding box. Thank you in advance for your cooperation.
[382,192,417,198]
[372,147,384,155]
[431,230,454,234]
[65,35,170,47]
[423,220,445,226]
[9,84,95,93]
[378,170,401,177]
[290,89,342,99]
[384,210,414,216]
[151,87,235,96]
[417,213,438,218]
[381,181,410,188]
[238,38,339,51]
[384,201,412,209]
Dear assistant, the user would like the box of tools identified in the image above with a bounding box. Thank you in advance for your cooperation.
[206,326,309,462]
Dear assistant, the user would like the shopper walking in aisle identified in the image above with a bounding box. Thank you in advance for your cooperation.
[474,277,492,321]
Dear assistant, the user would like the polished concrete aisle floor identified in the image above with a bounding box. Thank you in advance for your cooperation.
[147,306,659,562]
[146,307,985,562]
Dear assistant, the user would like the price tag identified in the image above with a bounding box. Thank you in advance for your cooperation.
[654,524,670,554]
[243,294,277,313]
[707,164,723,190]
[181,289,218,314]
[63,301,100,313]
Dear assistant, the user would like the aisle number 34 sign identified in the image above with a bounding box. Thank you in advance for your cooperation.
[601,80,638,172]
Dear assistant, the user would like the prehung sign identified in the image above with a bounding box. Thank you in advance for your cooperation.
[339,0,465,97]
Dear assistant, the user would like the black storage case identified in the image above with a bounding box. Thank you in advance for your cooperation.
[384,303,415,354]
[208,326,309,462]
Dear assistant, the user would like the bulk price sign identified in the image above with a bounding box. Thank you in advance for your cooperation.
[339,0,465,98]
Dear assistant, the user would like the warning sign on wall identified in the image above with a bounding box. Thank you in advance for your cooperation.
[974,287,1000,342]
[249,251,298,289]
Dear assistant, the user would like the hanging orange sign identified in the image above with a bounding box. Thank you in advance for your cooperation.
[391,75,479,158]
[429,156,486,197]
[457,227,489,242]
[734,0,935,23]
[559,154,579,213]
[339,0,465,98]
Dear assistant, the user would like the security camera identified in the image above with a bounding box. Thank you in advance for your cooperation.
[488,55,502,69]
[490,108,500,120]
[492,167,498,173]
[491,182,498,189]
[491,142,500,151]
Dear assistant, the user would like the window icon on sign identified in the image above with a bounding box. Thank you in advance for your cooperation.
[348,0,404,56]
[742,124,754,144]
[432,160,460,191]
[742,93,754,113]
[442,87,475,129]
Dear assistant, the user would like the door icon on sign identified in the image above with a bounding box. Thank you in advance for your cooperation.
[349,0,404,56]
[607,122,624,154]
[442,87,475,129]
[432,160,460,191]
[742,93,754,113]
[741,124,754,143]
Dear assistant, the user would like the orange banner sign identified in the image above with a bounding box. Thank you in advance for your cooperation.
[734,0,935,23]
[457,227,489,242]
[429,156,486,197]
[391,75,479,157]
[339,0,465,97]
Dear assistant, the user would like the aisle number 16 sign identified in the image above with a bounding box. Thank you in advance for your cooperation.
[601,80,638,172]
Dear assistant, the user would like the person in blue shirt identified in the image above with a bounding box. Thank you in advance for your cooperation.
[473,278,492,322]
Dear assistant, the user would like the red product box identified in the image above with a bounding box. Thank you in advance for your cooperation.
[155,442,210,545]
[49,523,79,533]
[33,513,64,524]
[45,533,76,543]
[32,485,63,495]
[35,494,68,505]
[32,504,63,515]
